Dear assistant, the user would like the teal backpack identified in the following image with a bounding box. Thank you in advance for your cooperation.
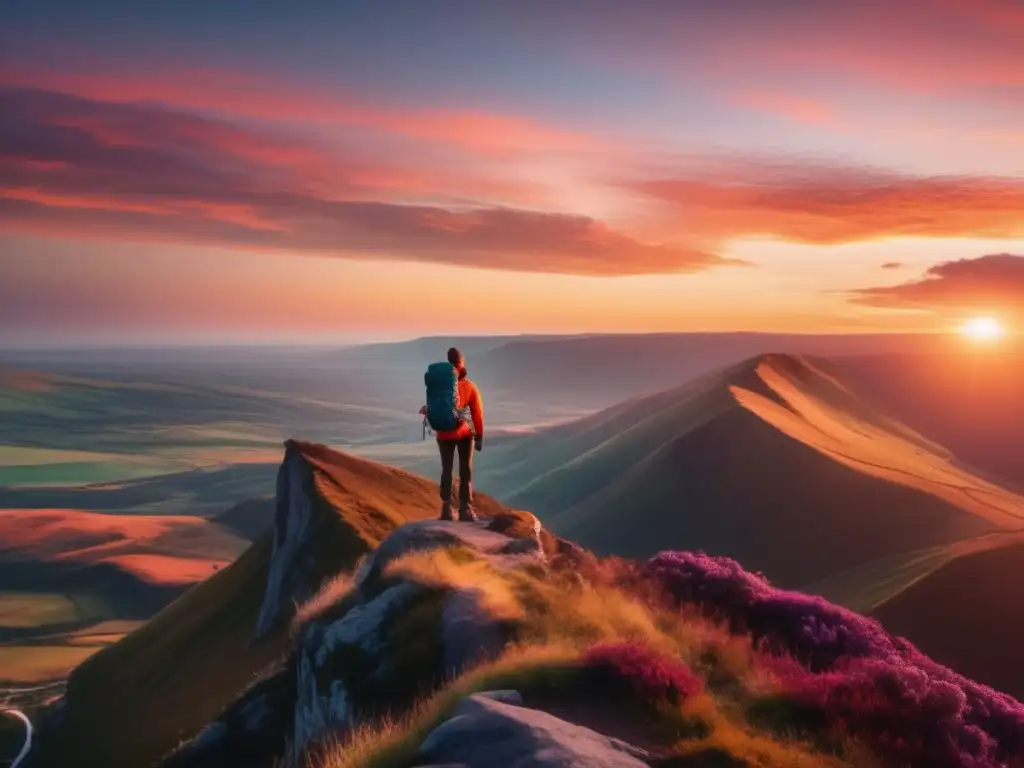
[424,362,462,433]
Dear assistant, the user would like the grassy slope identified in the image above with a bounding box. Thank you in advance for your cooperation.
[31,443,507,767]
[474,363,744,505]
[870,537,1024,699]
[304,530,871,768]
[480,354,1024,586]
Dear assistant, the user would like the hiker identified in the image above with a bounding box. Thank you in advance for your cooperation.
[420,347,484,522]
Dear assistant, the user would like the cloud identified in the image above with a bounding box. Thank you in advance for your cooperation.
[732,91,837,126]
[0,64,601,157]
[629,158,1024,245]
[850,254,1024,310]
[881,262,903,270]
[0,87,733,277]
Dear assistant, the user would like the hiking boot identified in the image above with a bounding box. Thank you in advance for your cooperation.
[458,504,479,522]
[439,502,454,521]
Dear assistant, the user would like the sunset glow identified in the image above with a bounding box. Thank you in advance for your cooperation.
[960,317,1006,343]
[2,1,1024,344]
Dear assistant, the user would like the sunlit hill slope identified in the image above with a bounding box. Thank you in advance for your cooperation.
[475,353,1024,586]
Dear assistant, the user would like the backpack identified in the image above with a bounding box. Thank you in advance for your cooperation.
[424,362,463,433]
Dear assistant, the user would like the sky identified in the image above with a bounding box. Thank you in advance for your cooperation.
[2,0,1024,344]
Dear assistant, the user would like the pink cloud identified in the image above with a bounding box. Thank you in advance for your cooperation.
[0,86,729,277]
[0,63,601,157]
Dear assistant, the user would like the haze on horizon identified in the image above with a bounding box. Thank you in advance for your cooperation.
[2,0,1024,345]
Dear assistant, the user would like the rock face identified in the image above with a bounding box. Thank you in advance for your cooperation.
[163,517,553,767]
[251,440,529,642]
[252,444,319,639]
[412,692,651,768]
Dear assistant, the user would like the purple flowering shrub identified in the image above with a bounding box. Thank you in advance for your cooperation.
[643,551,892,670]
[644,551,1024,766]
[583,641,703,706]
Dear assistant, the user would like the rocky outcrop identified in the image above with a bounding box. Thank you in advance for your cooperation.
[251,440,532,642]
[252,443,320,639]
[164,517,554,767]
[411,691,650,767]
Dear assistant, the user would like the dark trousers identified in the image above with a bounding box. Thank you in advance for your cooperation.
[438,437,473,508]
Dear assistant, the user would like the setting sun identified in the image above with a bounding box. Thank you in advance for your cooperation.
[959,316,1006,342]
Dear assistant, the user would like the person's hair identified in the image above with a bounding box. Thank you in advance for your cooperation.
[447,347,463,366]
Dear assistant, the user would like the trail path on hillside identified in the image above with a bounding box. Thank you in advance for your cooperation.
[0,708,31,768]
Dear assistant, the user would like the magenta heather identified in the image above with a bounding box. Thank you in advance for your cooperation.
[583,641,702,705]
[644,550,1024,766]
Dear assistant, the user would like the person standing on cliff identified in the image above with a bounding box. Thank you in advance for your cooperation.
[420,347,484,521]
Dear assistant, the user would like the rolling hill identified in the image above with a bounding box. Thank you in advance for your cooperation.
[29,441,513,768]
[334,331,954,411]
[809,529,1024,699]
[471,353,1024,586]
[0,508,253,688]
[871,534,1024,700]
[0,508,248,586]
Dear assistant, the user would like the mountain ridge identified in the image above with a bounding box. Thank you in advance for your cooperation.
[29,440,519,767]
[467,353,1024,586]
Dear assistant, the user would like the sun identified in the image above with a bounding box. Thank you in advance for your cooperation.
[959,316,1006,342]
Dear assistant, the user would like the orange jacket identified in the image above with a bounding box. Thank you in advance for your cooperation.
[435,370,484,441]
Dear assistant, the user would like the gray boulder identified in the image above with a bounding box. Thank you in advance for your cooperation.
[413,693,650,768]
[354,518,545,598]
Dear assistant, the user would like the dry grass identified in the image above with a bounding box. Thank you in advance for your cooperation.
[383,547,525,623]
[293,571,356,629]
[303,543,865,768]
[308,644,582,768]
[670,708,848,768]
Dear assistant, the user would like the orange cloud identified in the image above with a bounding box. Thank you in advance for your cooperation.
[631,162,1024,245]
[850,254,1024,312]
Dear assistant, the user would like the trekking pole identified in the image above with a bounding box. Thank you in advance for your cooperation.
[422,416,428,441]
